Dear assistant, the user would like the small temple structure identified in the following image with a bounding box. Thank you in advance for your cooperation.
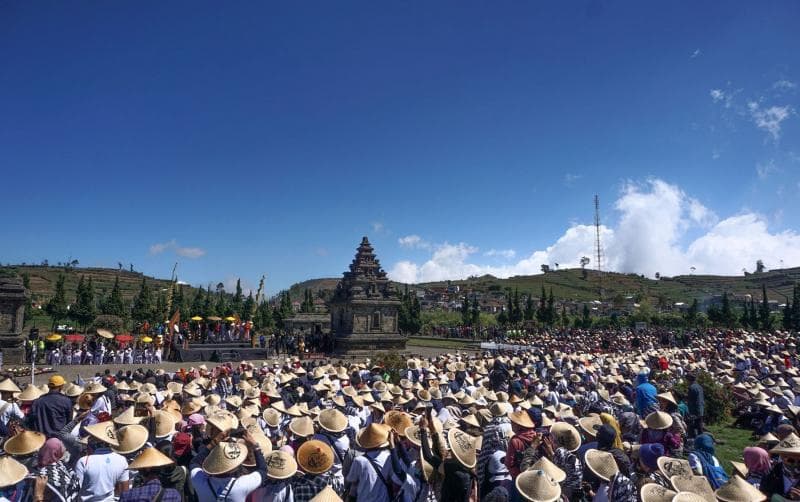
[0,277,29,364]
[330,237,407,352]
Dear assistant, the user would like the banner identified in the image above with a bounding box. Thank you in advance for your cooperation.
[480,342,531,352]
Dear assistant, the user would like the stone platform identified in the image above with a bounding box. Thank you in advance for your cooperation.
[174,342,270,363]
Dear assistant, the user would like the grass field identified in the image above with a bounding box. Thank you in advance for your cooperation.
[706,419,754,475]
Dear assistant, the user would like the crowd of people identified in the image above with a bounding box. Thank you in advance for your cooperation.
[0,326,798,501]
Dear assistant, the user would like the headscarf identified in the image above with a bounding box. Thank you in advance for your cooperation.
[600,412,624,450]
[38,438,65,467]
[639,443,664,470]
[595,424,618,450]
[743,446,771,475]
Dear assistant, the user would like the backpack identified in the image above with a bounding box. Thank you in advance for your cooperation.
[364,455,402,502]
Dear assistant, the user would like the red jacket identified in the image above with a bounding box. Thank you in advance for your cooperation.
[506,429,537,478]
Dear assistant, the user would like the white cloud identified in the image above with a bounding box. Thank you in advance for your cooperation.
[149,240,176,255]
[388,179,800,283]
[563,173,582,186]
[398,235,430,249]
[690,49,701,59]
[756,159,778,180]
[148,239,206,259]
[484,249,516,259]
[371,222,385,233]
[773,80,797,91]
[748,102,792,141]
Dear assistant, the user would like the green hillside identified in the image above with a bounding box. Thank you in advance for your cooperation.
[287,267,800,305]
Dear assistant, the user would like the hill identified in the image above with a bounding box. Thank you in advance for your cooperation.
[286,267,800,305]
[0,265,204,307]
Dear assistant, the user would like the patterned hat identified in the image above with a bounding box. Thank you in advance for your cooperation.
[296,440,334,474]
[202,440,248,475]
[266,450,297,480]
[515,469,561,502]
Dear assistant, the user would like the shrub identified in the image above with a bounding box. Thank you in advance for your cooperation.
[93,314,124,332]
[672,370,732,426]
[374,350,407,384]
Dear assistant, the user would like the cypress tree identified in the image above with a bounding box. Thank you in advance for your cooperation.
[46,274,68,329]
[792,284,800,331]
[461,296,471,325]
[759,284,772,331]
[103,275,127,318]
[232,279,243,315]
[524,293,534,321]
[204,285,217,318]
[546,288,555,325]
[242,292,255,321]
[131,277,155,323]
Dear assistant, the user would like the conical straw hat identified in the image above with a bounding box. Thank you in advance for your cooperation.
[0,378,21,394]
[670,475,715,501]
[640,483,677,502]
[671,493,707,502]
[127,447,175,470]
[447,428,477,469]
[3,430,46,456]
[356,423,392,449]
[0,456,28,488]
[297,440,334,474]
[714,474,767,502]
[657,457,692,479]
[203,440,248,475]
[114,406,144,426]
[509,410,535,429]
[310,485,343,502]
[384,411,413,437]
[289,416,315,438]
[515,469,561,502]
[645,411,673,430]
[262,408,280,428]
[113,424,148,455]
[770,432,800,456]
[531,456,566,483]
[154,410,177,438]
[550,422,581,452]
[266,450,298,480]
[584,449,619,482]
[84,421,120,447]
[17,384,43,401]
[206,410,239,434]
[317,408,347,433]
[729,461,748,478]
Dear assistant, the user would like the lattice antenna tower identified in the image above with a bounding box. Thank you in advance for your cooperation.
[594,195,604,299]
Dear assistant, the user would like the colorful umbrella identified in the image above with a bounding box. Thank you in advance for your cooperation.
[96,328,114,339]
[207,316,222,321]
[191,316,203,321]
[115,334,133,342]
[46,334,62,342]
[64,334,85,342]
[141,336,153,343]
[224,316,236,322]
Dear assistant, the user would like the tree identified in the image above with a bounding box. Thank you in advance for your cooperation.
[685,298,698,326]
[471,296,480,327]
[749,299,758,329]
[759,284,772,331]
[190,286,205,317]
[582,304,591,328]
[756,260,765,274]
[300,289,314,313]
[497,309,508,326]
[203,285,217,318]
[256,300,274,330]
[45,274,68,328]
[461,295,471,325]
[784,297,794,330]
[131,277,155,323]
[215,291,229,317]
[70,275,96,331]
[540,264,550,274]
[511,289,522,323]
[154,289,167,323]
[536,286,547,324]
[102,275,127,318]
[232,279,243,316]
[523,293,535,321]
[560,305,568,327]
[580,257,590,279]
[720,292,734,328]
[792,284,800,331]
[546,288,555,325]
[242,292,256,321]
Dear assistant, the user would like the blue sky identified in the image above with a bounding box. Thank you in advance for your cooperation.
[1,1,799,295]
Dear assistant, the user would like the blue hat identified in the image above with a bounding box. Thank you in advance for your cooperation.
[639,443,665,470]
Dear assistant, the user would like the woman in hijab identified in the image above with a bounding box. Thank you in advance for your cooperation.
[34,438,80,502]
[688,433,729,489]
[618,412,641,443]
[595,424,632,476]
[743,446,772,488]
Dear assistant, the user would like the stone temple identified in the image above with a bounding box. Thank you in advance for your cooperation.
[0,277,29,364]
[330,237,407,352]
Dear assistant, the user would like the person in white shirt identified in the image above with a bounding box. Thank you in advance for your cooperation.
[74,422,130,502]
[0,381,24,429]
[346,423,394,502]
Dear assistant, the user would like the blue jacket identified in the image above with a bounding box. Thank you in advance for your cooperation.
[635,373,658,417]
